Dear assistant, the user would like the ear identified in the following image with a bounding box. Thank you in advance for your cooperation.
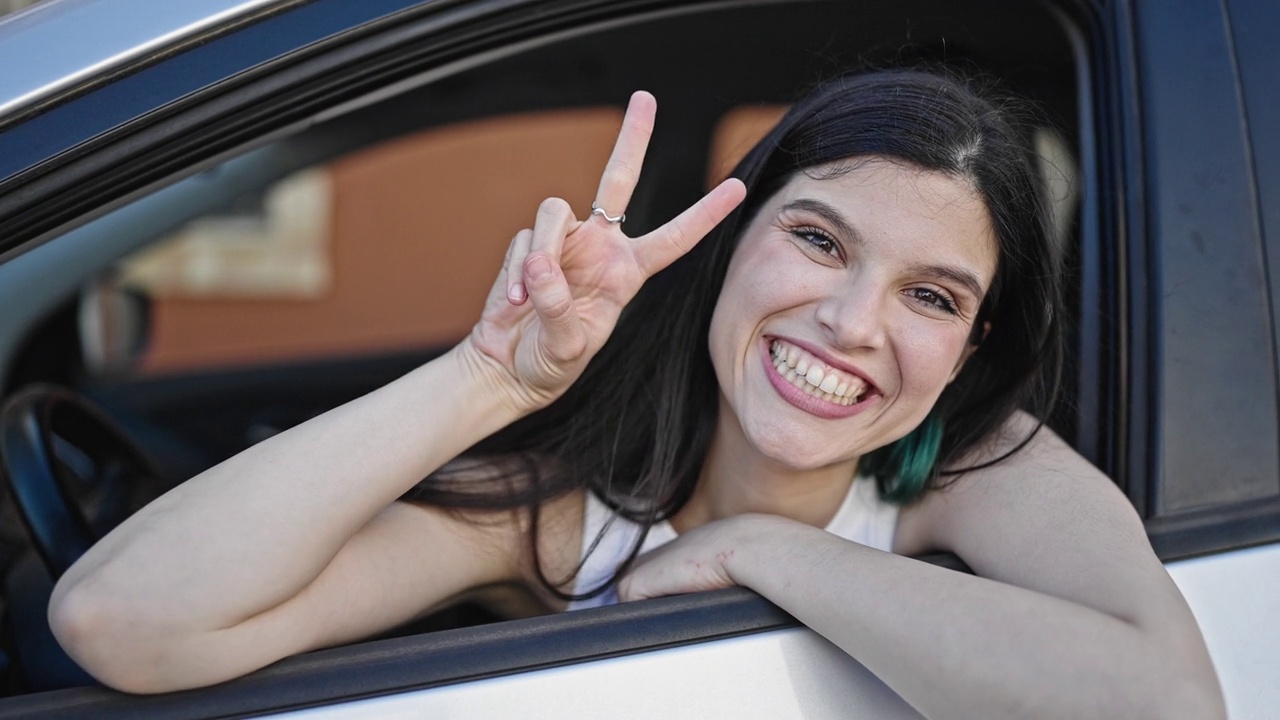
[948,321,991,383]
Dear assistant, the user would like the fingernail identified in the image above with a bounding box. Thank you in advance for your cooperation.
[508,282,526,303]
[526,256,552,282]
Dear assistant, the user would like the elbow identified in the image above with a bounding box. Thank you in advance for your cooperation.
[48,579,176,694]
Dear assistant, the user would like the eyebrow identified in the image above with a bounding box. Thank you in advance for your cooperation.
[779,197,988,303]
[903,263,988,304]
[779,198,863,247]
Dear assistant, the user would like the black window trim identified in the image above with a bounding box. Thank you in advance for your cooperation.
[0,0,708,258]
[0,588,796,719]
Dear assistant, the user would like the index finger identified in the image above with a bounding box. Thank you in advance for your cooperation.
[633,178,746,276]
[592,91,657,221]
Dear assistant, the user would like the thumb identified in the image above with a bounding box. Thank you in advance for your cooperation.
[524,252,588,363]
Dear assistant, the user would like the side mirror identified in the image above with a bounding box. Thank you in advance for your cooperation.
[77,276,151,375]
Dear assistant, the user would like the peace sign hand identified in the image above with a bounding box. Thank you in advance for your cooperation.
[464,92,747,414]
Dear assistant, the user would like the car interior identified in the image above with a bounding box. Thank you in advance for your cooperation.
[0,0,1088,697]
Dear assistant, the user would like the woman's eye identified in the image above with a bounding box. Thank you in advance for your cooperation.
[791,228,840,258]
[906,287,959,315]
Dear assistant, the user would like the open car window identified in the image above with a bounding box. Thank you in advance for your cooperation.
[91,109,623,375]
[0,1,1137,716]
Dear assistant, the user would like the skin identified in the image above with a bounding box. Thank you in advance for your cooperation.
[685,159,993,530]
[48,92,1225,719]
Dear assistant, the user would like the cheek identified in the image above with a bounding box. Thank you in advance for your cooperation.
[706,300,734,383]
[706,271,749,390]
[709,244,806,357]
[892,319,973,399]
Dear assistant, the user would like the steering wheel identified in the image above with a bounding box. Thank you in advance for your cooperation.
[0,384,166,579]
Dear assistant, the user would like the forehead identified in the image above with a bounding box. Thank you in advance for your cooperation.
[767,158,999,283]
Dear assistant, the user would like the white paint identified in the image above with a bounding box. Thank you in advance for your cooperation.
[1167,542,1280,720]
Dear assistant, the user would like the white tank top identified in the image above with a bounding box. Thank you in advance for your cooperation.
[565,476,899,610]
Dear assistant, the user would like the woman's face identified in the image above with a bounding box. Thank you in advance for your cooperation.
[707,157,999,471]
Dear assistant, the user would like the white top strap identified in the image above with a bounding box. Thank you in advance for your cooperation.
[566,477,898,610]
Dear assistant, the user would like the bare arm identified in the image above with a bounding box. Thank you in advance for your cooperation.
[48,343,530,692]
[49,91,745,694]
[619,416,1226,720]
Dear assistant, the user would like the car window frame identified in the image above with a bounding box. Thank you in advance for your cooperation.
[9,0,1273,715]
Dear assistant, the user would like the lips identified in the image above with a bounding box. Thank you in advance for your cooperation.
[759,336,879,419]
[769,339,868,405]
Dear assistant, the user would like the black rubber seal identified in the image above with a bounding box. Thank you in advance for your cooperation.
[0,587,796,719]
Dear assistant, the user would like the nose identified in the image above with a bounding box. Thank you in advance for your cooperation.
[814,277,888,351]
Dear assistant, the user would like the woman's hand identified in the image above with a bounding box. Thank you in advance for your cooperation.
[466,91,746,413]
[616,514,803,602]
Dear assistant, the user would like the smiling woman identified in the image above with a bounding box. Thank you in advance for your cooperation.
[711,163,996,469]
[45,68,1225,720]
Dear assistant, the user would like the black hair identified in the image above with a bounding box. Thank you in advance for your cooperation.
[404,67,1064,601]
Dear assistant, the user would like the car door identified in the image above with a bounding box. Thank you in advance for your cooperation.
[6,0,1274,718]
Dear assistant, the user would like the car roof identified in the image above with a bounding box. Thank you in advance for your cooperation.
[0,0,286,121]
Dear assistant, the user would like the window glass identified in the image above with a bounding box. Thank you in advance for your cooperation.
[707,105,787,186]
[115,108,623,374]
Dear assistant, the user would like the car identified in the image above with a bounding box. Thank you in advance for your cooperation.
[0,0,1276,717]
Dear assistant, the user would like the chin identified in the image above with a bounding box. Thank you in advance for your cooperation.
[740,415,855,471]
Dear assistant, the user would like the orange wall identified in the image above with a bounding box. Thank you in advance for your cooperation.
[143,108,623,372]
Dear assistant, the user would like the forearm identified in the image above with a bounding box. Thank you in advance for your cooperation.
[51,340,520,643]
[728,520,1222,720]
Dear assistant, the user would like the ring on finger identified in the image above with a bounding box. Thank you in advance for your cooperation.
[590,202,626,224]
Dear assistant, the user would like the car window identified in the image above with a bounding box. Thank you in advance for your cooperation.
[0,1,1108,714]
[94,109,623,375]
[89,103,916,379]
[94,102,1081,382]
[707,105,788,186]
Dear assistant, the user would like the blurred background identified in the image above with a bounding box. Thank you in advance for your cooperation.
[0,0,43,18]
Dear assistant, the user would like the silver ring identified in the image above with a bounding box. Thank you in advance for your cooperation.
[590,202,626,224]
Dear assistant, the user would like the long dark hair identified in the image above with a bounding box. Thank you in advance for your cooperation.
[404,68,1063,600]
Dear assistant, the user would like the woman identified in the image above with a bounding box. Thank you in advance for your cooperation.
[49,69,1225,718]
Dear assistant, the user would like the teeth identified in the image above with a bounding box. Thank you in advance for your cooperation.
[804,366,824,387]
[769,339,871,406]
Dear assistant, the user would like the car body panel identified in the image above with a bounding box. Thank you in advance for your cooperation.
[1166,543,1280,720]
[268,628,923,720]
[0,0,284,119]
[1133,0,1279,513]
[1226,0,1280,361]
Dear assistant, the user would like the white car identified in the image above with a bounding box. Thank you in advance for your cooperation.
[0,0,1275,717]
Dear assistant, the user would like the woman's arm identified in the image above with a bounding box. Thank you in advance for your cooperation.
[50,91,745,694]
[619,417,1226,720]
[48,342,531,692]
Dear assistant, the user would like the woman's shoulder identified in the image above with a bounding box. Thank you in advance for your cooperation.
[894,410,1113,556]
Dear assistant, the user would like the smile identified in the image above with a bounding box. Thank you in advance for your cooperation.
[769,339,869,405]
[760,338,877,419]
